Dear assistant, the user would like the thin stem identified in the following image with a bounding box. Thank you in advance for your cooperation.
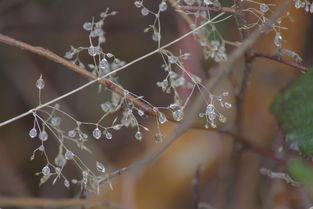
[177,5,238,15]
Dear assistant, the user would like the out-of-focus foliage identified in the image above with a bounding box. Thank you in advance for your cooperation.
[271,67,313,157]
[288,159,313,188]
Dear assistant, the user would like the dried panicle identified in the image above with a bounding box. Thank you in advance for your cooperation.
[20,0,309,194]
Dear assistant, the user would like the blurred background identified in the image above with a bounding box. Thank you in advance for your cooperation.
[0,0,312,209]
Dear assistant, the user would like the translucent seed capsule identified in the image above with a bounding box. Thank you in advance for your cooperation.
[134,1,142,8]
[184,0,196,5]
[199,113,205,118]
[204,0,213,5]
[93,127,101,139]
[105,132,112,139]
[152,32,161,42]
[55,167,61,175]
[141,8,149,16]
[135,131,143,140]
[206,104,215,114]
[42,165,50,176]
[295,0,302,8]
[224,102,232,109]
[137,109,144,116]
[39,145,45,151]
[168,56,178,64]
[222,92,229,97]
[64,180,70,188]
[82,170,88,177]
[101,102,112,112]
[219,115,227,123]
[155,132,164,143]
[260,3,269,13]
[172,109,184,121]
[65,150,74,160]
[208,113,216,121]
[99,58,109,71]
[159,1,167,12]
[36,75,45,90]
[96,162,106,173]
[106,53,114,58]
[39,130,48,141]
[51,117,61,127]
[274,33,282,47]
[83,22,92,31]
[29,128,37,138]
[88,46,101,56]
[68,129,76,138]
[158,112,167,124]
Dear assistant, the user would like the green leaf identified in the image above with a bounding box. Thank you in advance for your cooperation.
[271,67,313,157]
[288,159,313,188]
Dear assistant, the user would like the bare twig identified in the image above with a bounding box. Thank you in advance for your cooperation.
[249,50,308,73]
